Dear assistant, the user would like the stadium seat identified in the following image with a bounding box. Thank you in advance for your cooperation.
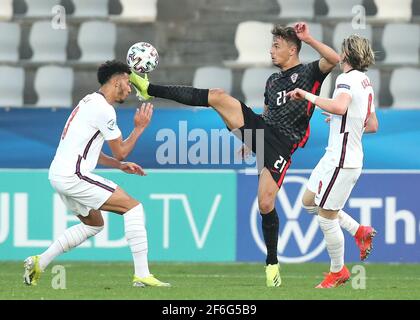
[390,68,420,109]
[0,22,20,62]
[72,0,108,17]
[115,0,158,22]
[277,0,314,18]
[298,23,323,63]
[35,65,73,108]
[78,21,116,62]
[242,67,278,107]
[0,66,25,107]
[0,0,13,20]
[333,22,372,52]
[366,68,380,107]
[29,21,68,62]
[319,73,332,99]
[373,0,412,21]
[193,67,233,94]
[227,21,273,67]
[324,0,363,18]
[25,0,61,17]
[382,23,420,64]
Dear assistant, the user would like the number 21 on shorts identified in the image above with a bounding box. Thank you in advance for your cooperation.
[274,155,287,173]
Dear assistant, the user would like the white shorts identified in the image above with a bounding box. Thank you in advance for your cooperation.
[49,172,117,217]
[307,157,361,210]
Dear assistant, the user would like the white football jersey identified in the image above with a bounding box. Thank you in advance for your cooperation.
[323,70,375,168]
[49,92,122,178]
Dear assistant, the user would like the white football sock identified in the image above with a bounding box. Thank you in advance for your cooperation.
[39,223,103,270]
[302,204,319,215]
[318,216,344,273]
[338,209,359,236]
[124,204,150,278]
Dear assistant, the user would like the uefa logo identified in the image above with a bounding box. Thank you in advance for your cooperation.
[250,175,326,263]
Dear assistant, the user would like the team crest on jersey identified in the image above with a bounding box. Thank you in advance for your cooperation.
[107,119,116,131]
[291,73,299,83]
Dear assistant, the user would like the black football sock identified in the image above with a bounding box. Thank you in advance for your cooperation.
[261,208,279,265]
[148,84,209,107]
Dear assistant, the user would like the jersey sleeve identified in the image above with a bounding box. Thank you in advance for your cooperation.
[309,60,328,82]
[94,105,122,141]
[334,73,353,98]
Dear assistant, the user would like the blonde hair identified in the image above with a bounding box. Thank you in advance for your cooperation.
[341,34,375,72]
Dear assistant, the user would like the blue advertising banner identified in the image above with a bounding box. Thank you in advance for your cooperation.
[1,108,420,169]
[236,170,420,263]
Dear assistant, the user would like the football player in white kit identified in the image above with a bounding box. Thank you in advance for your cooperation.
[287,35,379,288]
[23,60,170,287]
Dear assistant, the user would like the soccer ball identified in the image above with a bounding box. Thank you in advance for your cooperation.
[126,42,159,74]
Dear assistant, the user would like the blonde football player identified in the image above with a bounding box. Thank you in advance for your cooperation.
[287,35,378,288]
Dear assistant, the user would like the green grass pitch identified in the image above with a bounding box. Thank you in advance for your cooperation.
[1,262,420,300]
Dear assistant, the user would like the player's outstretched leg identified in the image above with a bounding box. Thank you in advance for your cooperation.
[23,220,104,286]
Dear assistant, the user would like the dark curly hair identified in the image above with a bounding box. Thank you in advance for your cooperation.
[271,25,302,53]
[97,60,131,85]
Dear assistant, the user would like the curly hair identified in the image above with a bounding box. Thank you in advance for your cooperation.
[97,60,131,85]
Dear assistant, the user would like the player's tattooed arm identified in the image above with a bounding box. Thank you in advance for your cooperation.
[294,22,340,74]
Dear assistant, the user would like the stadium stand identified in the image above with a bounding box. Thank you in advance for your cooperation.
[0,0,13,20]
[382,23,420,64]
[24,0,60,17]
[0,22,20,62]
[390,67,420,108]
[373,0,412,21]
[193,67,233,94]
[319,73,332,99]
[29,20,68,62]
[324,0,363,18]
[34,65,73,107]
[298,23,322,63]
[241,67,277,107]
[225,21,273,68]
[333,22,372,52]
[113,0,158,22]
[0,66,24,107]
[72,0,108,18]
[0,0,419,109]
[277,0,314,18]
[77,21,116,62]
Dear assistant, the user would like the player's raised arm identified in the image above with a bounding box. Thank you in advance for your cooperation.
[294,22,340,74]
[107,103,153,161]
